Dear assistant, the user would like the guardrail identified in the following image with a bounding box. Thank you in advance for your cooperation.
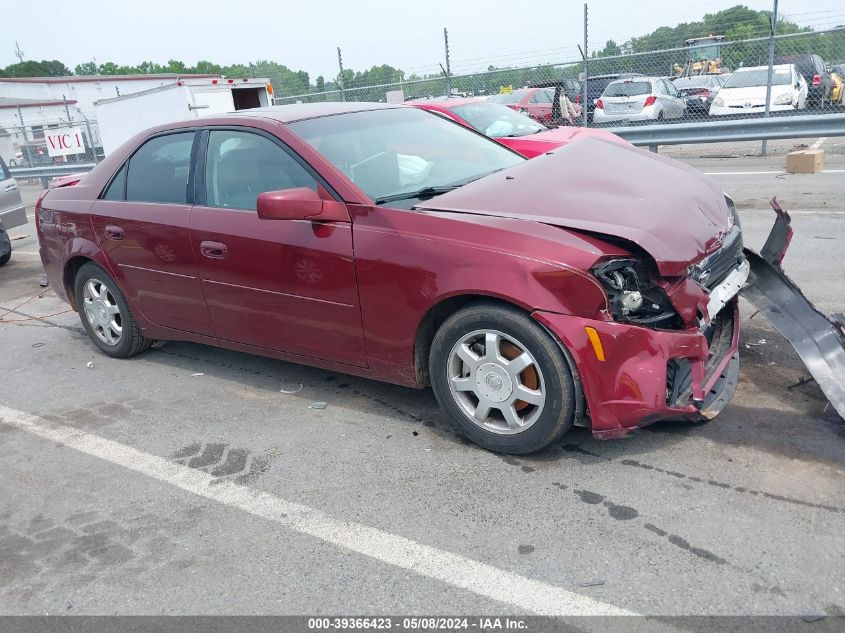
[605,113,845,149]
[9,163,97,181]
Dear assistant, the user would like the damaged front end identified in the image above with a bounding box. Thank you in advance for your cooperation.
[741,199,845,421]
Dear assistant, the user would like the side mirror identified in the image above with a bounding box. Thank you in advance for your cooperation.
[256,188,349,222]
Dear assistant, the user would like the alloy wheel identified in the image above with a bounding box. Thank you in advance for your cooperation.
[82,278,123,346]
[447,329,546,435]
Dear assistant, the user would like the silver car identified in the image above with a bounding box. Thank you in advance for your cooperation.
[593,77,687,124]
[0,156,27,265]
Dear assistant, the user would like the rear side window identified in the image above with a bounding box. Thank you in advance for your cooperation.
[529,89,553,103]
[203,130,317,211]
[102,163,127,200]
[604,81,651,97]
[0,156,9,180]
[125,133,195,204]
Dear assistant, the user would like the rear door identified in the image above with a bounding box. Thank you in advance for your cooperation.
[90,130,215,336]
[189,127,367,366]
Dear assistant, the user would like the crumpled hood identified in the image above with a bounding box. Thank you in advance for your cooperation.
[418,137,732,277]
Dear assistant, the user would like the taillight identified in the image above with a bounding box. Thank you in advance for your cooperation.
[596,99,604,109]
[689,89,710,97]
[812,74,821,86]
[575,95,581,104]
[644,95,657,107]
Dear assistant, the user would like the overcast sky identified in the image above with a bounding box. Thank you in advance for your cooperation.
[3,0,843,79]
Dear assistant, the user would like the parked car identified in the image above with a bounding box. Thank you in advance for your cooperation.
[593,77,686,124]
[0,156,26,265]
[411,97,626,157]
[488,88,557,124]
[36,103,782,453]
[709,64,807,116]
[776,54,833,108]
[583,73,646,121]
[672,74,726,115]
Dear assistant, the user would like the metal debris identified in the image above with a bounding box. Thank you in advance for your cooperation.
[308,401,327,409]
[191,372,204,377]
[280,382,304,394]
[86,361,94,368]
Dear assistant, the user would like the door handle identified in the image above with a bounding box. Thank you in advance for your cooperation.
[3,184,16,192]
[104,225,125,240]
[200,240,228,259]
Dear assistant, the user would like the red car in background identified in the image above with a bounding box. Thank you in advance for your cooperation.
[412,97,626,157]
[488,87,558,123]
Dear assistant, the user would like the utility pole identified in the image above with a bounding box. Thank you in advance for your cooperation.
[762,0,779,157]
[14,41,24,62]
[337,47,346,102]
[581,4,589,127]
[443,27,453,97]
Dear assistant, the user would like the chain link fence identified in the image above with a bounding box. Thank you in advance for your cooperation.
[1,121,102,172]
[272,28,845,157]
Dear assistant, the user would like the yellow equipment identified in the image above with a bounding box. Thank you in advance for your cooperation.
[674,35,726,76]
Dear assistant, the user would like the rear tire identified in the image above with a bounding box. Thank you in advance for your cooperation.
[74,262,153,358]
[429,302,576,454]
[0,252,10,266]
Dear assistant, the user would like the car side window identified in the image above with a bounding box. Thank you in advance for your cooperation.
[102,163,128,200]
[654,81,666,95]
[125,132,195,204]
[204,130,317,211]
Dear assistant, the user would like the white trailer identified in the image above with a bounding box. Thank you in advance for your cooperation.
[94,77,273,156]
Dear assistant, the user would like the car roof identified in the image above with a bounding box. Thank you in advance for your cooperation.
[229,102,404,123]
[408,96,485,108]
[732,64,793,73]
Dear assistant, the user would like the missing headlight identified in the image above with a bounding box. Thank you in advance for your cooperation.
[594,258,682,328]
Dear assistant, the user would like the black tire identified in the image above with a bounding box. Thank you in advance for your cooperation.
[74,262,153,358]
[0,252,10,266]
[429,302,576,454]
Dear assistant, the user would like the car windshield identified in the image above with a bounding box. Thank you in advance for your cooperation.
[724,68,791,88]
[289,107,524,203]
[603,81,652,97]
[450,102,545,138]
[488,90,525,104]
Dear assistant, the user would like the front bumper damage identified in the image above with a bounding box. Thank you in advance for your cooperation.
[741,199,845,421]
[534,301,741,439]
[535,197,844,438]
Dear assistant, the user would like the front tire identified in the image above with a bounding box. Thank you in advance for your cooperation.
[430,303,576,454]
[74,262,153,358]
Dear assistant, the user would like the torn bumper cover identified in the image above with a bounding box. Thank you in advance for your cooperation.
[741,199,845,421]
[534,300,741,439]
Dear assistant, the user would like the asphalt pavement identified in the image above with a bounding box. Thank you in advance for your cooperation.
[1,151,844,620]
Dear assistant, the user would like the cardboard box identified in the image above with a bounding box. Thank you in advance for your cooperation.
[786,149,824,174]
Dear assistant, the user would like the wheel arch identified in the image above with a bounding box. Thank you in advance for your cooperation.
[413,293,534,387]
[63,255,96,310]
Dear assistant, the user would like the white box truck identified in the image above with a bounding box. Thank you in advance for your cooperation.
[94,77,273,156]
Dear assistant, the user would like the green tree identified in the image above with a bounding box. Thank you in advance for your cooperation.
[74,61,98,75]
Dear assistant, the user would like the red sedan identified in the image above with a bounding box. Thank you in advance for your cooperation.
[36,103,755,454]
[412,97,626,157]
[488,87,557,123]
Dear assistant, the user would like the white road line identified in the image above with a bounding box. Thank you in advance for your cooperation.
[0,404,635,617]
[703,169,845,175]
[810,137,828,150]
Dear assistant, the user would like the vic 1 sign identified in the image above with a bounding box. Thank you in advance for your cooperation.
[45,127,87,157]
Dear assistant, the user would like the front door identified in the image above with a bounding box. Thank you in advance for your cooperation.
[189,128,367,367]
[90,130,215,336]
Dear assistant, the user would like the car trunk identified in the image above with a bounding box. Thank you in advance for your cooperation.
[601,81,653,114]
